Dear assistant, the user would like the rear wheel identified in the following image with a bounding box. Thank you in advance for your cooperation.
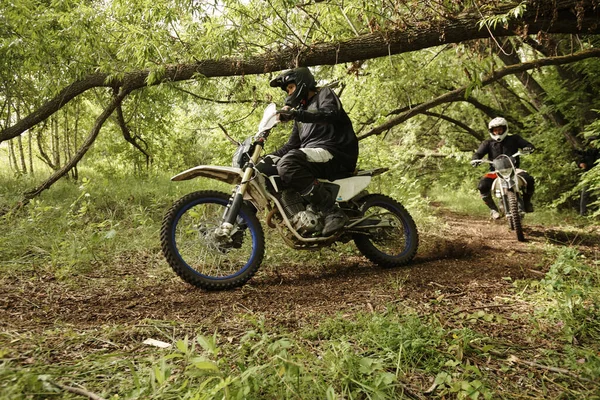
[160,190,265,290]
[507,191,525,242]
[352,194,418,267]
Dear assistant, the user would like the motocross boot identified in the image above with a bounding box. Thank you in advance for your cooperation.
[481,194,501,219]
[301,181,348,236]
[522,192,534,213]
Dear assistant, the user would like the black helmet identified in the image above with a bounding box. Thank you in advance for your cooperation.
[269,67,316,108]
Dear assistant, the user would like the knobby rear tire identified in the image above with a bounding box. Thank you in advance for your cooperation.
[160,190,265,290]
[507,191,525,242]
[352,194,419,268]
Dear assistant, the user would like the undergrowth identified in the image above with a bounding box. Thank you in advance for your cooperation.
[2,252,600,400]
[2,170,600,399]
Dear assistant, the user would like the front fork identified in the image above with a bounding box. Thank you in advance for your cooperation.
[495,177,518,216]
[215,142,264,238]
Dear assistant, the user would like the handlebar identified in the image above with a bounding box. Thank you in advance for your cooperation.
[471,150,532,167]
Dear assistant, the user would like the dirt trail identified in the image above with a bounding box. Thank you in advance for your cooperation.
[1,208,598,338]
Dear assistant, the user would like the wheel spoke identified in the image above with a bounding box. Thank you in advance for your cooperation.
[173,200,254,278]
[352,194,418,268]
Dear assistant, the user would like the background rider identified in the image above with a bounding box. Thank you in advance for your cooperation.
[471,117,536,220]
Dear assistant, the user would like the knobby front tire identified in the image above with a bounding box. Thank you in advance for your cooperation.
[352,194,419,268]
[507,191,525,242]
[160,190,265,290]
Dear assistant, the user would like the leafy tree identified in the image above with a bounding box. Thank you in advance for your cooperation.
[1,0,600,210]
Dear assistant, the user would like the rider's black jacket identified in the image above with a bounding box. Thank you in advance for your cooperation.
[472,134,535,170]
[575,146,599,171]
[272,87,359,174]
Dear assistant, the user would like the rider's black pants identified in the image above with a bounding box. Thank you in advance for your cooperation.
[478,171,535,197]
[271,149,349,193]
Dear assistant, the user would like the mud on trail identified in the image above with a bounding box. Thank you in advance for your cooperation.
[1,208,599,343]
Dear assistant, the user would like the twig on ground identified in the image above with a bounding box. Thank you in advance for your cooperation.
[527,268,546,276]
[507,355,593,383]
[398,380,426,400]
[48,381,107,400]
[450,303,513,316]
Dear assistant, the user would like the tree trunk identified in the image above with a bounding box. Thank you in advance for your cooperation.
[28,129,34,176]
[51,115,61,169]
[37,128,57,171]
[15,107,27,174]
[497,38,581,147]
[17,136,27,174]
[72,101,80,180]
[115,103,151,168]
[8,140,19,173]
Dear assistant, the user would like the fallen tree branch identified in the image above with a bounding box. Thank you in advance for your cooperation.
[357,48,600,141]
[1,0,599,143]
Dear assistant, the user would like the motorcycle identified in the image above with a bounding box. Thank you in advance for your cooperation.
[472,151,531,242]
[160,103,419,290]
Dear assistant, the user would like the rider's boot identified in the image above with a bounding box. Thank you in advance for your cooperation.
[301,181,348,236]
[482,194,501,220]
[522,192,534,213]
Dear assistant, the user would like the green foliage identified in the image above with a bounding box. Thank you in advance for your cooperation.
[478,2,527,30]
[2,168,600,398]
[0,169,186,278]
[540,247,600,348]
[3,2,600,399]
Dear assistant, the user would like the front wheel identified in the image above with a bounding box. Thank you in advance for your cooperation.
[352,194,419,268]
[507,191,525,242]
[160,190,265,290]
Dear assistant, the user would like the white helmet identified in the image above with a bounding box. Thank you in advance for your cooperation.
[488,117,508,142]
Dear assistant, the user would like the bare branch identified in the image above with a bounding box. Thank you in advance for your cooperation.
[174,87,261,104]
[421,111,483,141]
[22,88,130,201]
[115,102,151,168]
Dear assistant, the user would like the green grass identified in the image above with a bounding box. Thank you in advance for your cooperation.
[3,269,599,399]
[2,171,600,399]
[427,180,598,228]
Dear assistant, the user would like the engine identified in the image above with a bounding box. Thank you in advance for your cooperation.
[279,190,323,235]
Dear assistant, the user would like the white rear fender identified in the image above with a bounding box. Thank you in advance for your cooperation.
[327,175,372,202]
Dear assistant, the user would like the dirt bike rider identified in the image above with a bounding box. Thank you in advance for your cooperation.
[470,117,536,219]
[259,67,359,236]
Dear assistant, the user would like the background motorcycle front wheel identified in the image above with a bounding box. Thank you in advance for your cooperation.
[352,194,419,268]
[507,191,525,242]
[160,190,265,290]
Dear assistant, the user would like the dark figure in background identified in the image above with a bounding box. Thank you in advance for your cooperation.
[260,67,359,236]
[471,117,536,219]
[575,136,599,216]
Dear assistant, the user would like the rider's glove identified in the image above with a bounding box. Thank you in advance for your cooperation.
[277,109,297,123]
[522,147,534,154]
[470,160,482,167]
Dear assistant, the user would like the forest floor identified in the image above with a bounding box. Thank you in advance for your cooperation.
[2,205,599,344]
